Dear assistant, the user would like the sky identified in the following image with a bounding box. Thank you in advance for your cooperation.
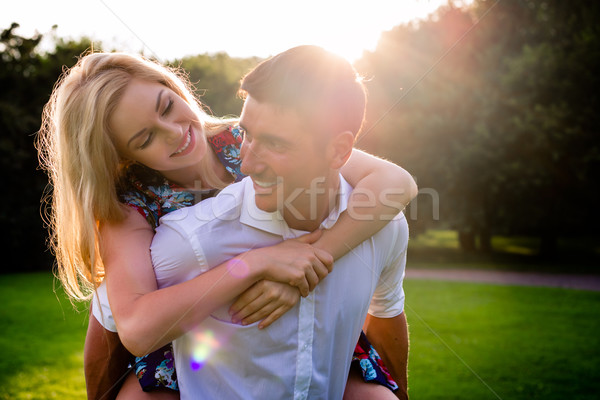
[2,0,469,63]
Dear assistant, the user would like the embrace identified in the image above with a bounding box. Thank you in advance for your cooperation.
[38,45,417,399]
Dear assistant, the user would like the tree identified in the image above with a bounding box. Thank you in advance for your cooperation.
[178,53,261,116]
[0,23,91,272]
[355,0,600,256]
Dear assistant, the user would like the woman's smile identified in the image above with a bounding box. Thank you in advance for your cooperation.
[171,126,195,157]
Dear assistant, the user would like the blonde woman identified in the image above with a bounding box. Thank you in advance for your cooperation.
[38,52,416,399]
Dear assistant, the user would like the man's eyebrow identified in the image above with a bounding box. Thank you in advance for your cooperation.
[261,132,292,145]
[155,89,164,112]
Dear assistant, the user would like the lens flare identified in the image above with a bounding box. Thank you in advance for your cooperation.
[189,330,220,371]
[227,258,250,278]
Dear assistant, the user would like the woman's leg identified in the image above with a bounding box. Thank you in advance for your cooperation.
[343,365,398,400]
[116,371,179,400]
[84,312,131,399]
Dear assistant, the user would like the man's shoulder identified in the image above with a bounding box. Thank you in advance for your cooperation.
[158,179,247,236]
[372,212,409,255]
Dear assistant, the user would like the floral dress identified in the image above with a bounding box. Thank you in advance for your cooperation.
[119,126,243,392]
[119,126,397,392]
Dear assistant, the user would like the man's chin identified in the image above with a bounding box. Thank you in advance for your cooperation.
[254,196,278,213]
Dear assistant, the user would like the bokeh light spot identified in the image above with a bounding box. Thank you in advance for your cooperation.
[227,258,250,278]
[189,330,220,371]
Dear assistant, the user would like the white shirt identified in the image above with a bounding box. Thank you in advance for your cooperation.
[151,176,408,400]
[91,281,117,332]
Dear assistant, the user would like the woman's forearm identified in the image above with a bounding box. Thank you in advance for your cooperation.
[317,149,417,259]
[114,255,262,356]
[106,210,332,356]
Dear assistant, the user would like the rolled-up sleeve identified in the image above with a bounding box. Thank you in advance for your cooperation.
[368,215,409,318]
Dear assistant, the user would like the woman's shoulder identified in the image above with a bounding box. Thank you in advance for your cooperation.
[207,125,245,182]
[207,125,243,150]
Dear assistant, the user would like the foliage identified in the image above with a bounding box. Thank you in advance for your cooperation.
[0,23,259,273]
[177,53,262,117]
[2,0,600,273]
[0,23,92,273]
[355,0,600,255]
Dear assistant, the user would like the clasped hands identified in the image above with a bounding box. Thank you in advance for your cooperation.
[229,230,333,329]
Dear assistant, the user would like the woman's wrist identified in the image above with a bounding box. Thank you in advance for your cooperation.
[232,249,267,282]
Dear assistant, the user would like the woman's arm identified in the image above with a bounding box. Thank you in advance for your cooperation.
[104,207,332,357]
[316,149,417,259]
[230,151,416,329]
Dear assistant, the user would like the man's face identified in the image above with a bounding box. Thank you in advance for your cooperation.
[239,96,332,227]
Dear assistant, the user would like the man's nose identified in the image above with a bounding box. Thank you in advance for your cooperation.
[240,140,264,176]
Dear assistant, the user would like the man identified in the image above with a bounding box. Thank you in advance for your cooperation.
[151,45,409,399]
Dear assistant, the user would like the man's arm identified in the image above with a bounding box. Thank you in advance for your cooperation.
[363,312,409,400]
[84,312,131,400]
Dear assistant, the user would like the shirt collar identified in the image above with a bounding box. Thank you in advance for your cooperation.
[239,175,352,237]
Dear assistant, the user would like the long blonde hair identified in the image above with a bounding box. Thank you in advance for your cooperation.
[37,52,236,302]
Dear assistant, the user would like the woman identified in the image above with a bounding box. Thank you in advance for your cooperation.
[38,52,417,399]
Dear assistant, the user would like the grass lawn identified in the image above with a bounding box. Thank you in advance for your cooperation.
[404,280,600,399]
[0,272,88,399]
[1,272,599,399]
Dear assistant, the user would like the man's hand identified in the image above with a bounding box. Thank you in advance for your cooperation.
[229,280,301,329]
[246,230,334,296]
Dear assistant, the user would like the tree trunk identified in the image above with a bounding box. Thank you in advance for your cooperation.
[539,233,557,258]
[458,230,476,252]
[479,228,492,253]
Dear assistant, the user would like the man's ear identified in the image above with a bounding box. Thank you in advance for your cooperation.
[327,131,355,169]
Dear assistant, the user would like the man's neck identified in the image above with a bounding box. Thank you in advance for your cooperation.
[282,174,341,232]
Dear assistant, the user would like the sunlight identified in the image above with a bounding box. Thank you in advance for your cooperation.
[2,0,475,62]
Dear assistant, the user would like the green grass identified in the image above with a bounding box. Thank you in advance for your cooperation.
[1,272,599,399]
[0,272,88,399]
[405,280,600,399]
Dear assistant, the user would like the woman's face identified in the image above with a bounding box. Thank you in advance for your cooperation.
[109,79,207,172]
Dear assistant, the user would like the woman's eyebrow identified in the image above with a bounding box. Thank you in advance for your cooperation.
[126,89,165,148]
[155,89,164,112]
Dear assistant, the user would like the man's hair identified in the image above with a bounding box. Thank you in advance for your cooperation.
[239,45,367,138]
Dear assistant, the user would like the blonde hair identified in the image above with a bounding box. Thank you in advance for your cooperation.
[37,52,236,302]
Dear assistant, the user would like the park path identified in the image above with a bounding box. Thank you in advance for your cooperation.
[405,268,600,292]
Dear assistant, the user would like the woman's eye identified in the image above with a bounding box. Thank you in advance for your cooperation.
[138,132,154,149]
[162,98,174,116]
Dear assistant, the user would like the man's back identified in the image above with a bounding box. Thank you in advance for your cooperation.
[151,177,408,399]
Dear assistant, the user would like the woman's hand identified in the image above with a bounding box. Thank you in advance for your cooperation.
[247,230,334,297]
[229,280,301,329]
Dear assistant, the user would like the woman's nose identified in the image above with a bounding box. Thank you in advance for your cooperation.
[163,122,183,144]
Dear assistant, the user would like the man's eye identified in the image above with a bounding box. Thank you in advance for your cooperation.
[268,140,285,151]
